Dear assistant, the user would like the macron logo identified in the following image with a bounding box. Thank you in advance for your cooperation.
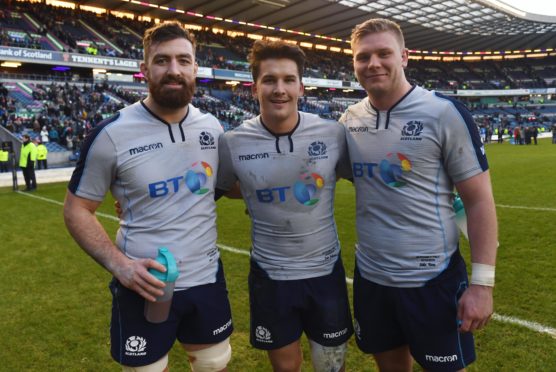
[425,354,458,363]
[212,319,232,335]
[129,142,163,156]
[323,328,348,339]
[239,152,269,161]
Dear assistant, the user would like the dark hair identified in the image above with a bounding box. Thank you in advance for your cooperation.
[143,21,196,62]
[248,39,306,82]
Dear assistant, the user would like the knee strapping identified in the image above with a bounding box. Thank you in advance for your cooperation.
[122,354,168,372]
[188,338,232,372]
[309,340,347,372]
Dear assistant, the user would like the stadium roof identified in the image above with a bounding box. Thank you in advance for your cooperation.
[86,0,556,52]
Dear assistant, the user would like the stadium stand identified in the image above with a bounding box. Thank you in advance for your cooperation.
[1,0,556,166]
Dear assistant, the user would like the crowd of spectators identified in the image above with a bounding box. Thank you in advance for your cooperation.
[2,0,556,91]
[0,81,126,153]
[193,89,254,129]
[0,8,42,50]
[2,78,556,156]
[1,0,556,148]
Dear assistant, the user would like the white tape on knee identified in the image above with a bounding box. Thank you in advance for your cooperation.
[309,340,347,372]
[188,338,232,372]
[122,354,168,372]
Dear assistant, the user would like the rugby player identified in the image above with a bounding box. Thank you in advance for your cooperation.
[216,40,353,372]
[63,21,233,372]
[340,18,498,371]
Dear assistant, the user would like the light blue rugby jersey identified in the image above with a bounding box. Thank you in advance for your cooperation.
[340,86,488,287]
[69,101,223,289]
[217,112,351,280]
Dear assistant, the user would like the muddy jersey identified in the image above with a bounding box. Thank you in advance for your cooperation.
[340,86,488,287]
[217,112,350,280]
[69,101,223,289]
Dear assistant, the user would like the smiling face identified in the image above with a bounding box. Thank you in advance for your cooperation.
[141,37,197,110]
[252,58,303,131]
[352,30,409,105]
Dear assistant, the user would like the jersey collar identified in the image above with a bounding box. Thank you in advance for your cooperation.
[140,100,190,143]
[259,112,300,153]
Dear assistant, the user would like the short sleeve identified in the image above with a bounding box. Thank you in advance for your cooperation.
[68,126,117,201]
[439,96,488,183]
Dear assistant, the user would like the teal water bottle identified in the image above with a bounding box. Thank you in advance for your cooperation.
[453,194,468,239]
[144,247,178,323]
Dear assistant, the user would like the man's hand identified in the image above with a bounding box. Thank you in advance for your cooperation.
[457,284,493,333]
[114,200,123,219]
[114,257,168,302]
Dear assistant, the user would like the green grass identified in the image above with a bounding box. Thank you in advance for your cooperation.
[1,138,555,371]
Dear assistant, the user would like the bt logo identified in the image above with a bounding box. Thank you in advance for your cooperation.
[256,172,324,205]
[353,153,412,188]
[149,161,213,197]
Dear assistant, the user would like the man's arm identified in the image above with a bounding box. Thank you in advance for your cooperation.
[215,181,242,201]
[454,170,498,333]
[63,192,165,301]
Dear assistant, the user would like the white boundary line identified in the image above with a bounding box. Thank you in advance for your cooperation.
[492,314,556,339]
[496,204,556,212]
[15,191,556,339]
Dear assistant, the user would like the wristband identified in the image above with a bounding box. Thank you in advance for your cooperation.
[470,263,495,287]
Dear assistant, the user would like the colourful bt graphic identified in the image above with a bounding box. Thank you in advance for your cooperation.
[293,172,325,205]
[380,153,412,187]
[185,161,213,195]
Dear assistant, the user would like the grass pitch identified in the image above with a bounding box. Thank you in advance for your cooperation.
[1,138,555,371]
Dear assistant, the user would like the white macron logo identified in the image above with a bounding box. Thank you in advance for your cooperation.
[213,319,232,335]
[255,326,273,343]
[125,336,147,356]
[323,328,348,339]
[425,354,458,363]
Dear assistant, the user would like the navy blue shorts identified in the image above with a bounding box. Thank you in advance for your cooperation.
[249,257,353,350]
[109,260,233,367]
[353,251,476,371]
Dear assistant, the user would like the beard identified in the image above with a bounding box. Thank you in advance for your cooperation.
[148,75,196,109]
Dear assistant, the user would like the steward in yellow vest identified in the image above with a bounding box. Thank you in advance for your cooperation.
[19,135,37,191]
[36,142,48,170]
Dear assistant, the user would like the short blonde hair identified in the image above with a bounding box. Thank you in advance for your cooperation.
[350,18,405,49]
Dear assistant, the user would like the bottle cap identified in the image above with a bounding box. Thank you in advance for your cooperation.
[453,195,464,213]
[148,247,178,283]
